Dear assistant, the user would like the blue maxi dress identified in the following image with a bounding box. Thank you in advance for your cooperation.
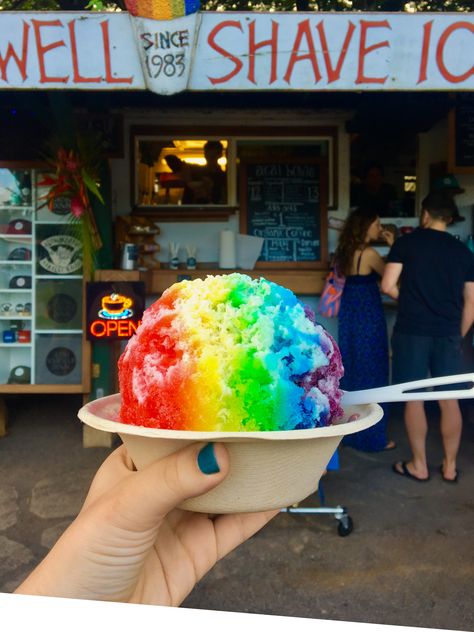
[338,271,390,451]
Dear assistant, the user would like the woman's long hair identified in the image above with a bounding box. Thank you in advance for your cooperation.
[334,208,378,277]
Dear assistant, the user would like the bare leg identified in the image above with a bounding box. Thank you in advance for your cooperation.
[438,399,462,481]
[402,401,429,479]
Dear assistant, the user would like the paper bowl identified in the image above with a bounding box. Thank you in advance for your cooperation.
[78,394,383,514]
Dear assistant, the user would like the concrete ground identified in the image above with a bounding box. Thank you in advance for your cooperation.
[0,393,473,631]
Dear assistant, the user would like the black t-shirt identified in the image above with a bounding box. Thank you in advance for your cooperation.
[387,228,474,336]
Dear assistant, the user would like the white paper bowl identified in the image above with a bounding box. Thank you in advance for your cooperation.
[78,394,383,514]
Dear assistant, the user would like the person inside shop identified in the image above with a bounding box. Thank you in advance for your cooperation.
[351,162,397,217]
[163,142,226,205]
[14,442,277,604]
[193,140,227,204]
[333,207,396,452]
[163,154,196,204]
[381,190,474,483]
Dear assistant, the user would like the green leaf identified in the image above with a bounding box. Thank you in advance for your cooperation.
[85,1,107,10]
[81,168,105,204]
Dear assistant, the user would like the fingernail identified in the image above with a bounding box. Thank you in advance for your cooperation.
[197,443,220,475]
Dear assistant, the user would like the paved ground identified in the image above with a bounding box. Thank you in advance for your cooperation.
[0,394,473,631]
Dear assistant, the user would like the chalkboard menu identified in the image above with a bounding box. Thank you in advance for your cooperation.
[240,159,327,268]
[449,95,474,174]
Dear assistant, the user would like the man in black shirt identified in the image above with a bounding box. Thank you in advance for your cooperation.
[381,191,474,483]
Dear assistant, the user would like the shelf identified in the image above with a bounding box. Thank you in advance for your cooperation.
[0,384,88,394]
[141,268,329,296]
[35,329,82,335]
[0,235,32,242]
[36,275,83,280]
[0,206,34,211]
[0,166,88,392]
[0,289,32,293]
[35,220,69,225]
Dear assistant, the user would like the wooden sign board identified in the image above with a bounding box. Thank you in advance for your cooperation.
[239,159,328,269]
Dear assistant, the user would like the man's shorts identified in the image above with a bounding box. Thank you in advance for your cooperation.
[391,332,465,388]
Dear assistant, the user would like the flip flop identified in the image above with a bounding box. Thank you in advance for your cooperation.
[439,465,459,484]
[392,461,430,482]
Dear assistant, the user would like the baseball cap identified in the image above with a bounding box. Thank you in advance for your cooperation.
[433,174,465,195]
[6,219,32,235]
[7,365,31,384]
[7,247,32,261]
[9,275,32,289]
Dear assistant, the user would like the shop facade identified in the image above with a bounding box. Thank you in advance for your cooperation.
[0,9,473,441]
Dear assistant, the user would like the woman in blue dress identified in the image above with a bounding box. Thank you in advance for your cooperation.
[334,208,395,451]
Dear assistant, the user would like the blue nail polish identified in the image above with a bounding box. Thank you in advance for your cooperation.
[197,443,220,475]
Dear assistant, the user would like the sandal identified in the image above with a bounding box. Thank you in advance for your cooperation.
[439,465,459,484]
[392,461,430,482]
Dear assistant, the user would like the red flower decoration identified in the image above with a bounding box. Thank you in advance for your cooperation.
[39,147,104,261]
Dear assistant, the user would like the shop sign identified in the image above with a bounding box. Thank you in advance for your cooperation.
[86,282,145,342]
[0,12,144,90]
[0,12,472,94]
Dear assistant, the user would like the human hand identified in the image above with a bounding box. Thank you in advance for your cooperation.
[380,229,395,247]
[15,443,278,605]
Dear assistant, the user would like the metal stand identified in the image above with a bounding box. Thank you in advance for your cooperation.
[280,482,354,537]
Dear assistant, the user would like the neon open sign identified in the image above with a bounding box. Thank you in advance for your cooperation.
[86,282,145,342]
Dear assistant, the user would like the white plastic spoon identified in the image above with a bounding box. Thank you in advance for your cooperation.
[341,373,474,406]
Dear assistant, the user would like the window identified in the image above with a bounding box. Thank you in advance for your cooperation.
[350,131,417,217]
[135,137,228,207]
[131,127,338,220]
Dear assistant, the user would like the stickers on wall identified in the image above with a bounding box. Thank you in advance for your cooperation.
[36,280,83,331]
[38,234,82,275]
[35,334,82,385]
[45,346,77,377]
[47,293,78,324]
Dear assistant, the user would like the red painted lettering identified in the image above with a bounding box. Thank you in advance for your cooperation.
[418,20,433,84]
[248,20,278,85]
[68,20,101,84]
[436,21,474,84]
[284,19,321,85]
[207,20,244,85]
[32,19,68,83]
[0,20,29,83]
[316,19,355,84]
[100,20,133,84]
[356,20,391,85]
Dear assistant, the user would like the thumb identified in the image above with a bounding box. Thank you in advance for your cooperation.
[109,442,230,531]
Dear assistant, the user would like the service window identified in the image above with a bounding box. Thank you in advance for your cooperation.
[134,137,229,208]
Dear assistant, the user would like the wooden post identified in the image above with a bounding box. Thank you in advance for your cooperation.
[0,397,7,438]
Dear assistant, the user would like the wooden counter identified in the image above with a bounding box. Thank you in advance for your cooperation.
[141,267,329,296]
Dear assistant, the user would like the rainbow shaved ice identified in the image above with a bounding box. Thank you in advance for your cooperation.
[118,273,344,431]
